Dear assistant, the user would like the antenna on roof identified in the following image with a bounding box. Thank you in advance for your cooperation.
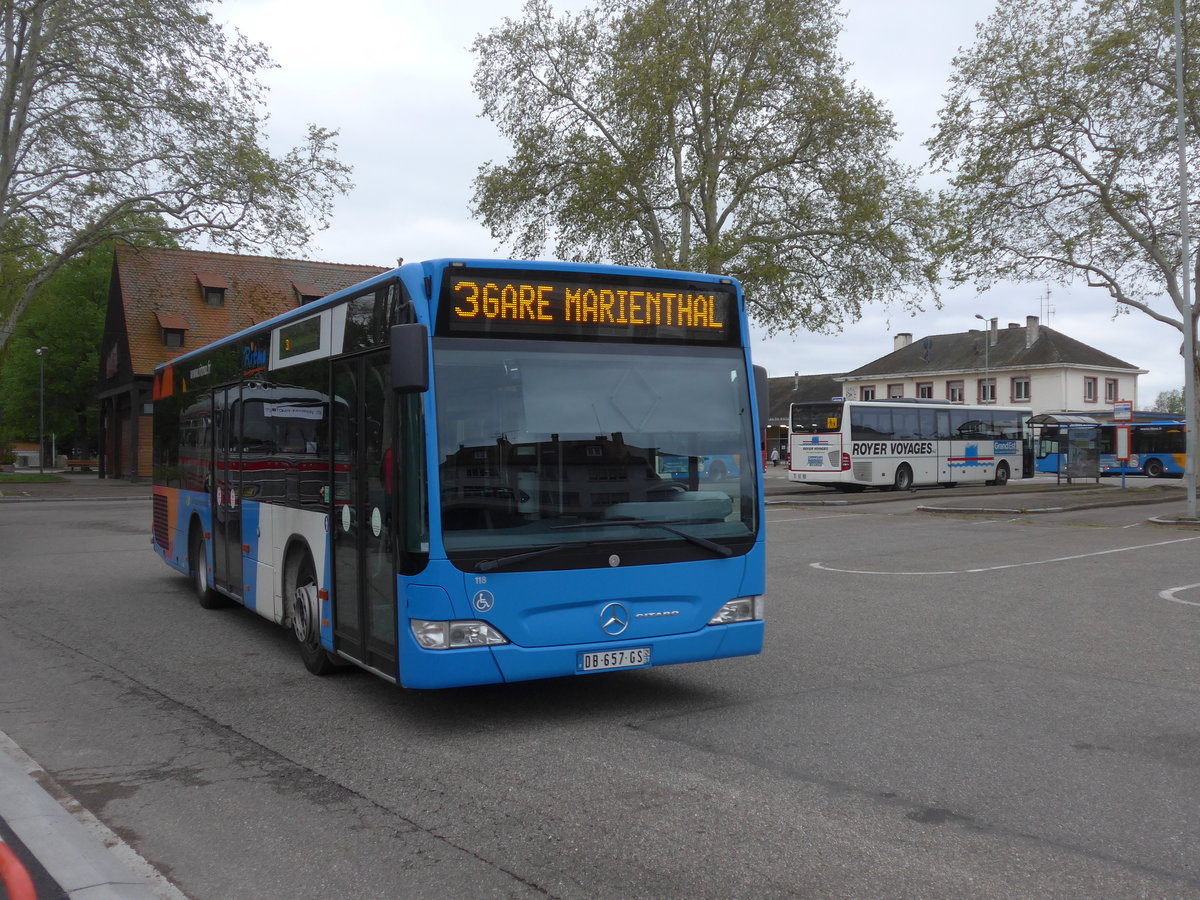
[397,257,404,267]
[1041,285,1055,323]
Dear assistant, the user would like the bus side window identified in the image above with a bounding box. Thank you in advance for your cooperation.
[949,409,971,439]
[918,410,936,439]
[851,407,893,440]
[893,409,919,440]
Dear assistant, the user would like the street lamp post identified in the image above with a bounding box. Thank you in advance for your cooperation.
[36,346,47,473]
[975,314,992,404]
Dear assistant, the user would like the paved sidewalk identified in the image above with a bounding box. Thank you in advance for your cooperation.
[0,471,149,503]
[761,466,1199,521]
[0,733,175,900]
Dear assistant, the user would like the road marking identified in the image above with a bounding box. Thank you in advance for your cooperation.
[811,534,1200,576]
[1159,583,1200,607]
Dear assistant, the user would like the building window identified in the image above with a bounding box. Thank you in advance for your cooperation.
[154,311,189,348]
[887,383,904,399]
[1084,376,1098,402]
[1105,378,1119,402]
[292,281,323,307]
[195,270,230,307]
[978,379,996,403]
[917,382,933,399]
[947,381,964,403]
[1012,377,1030,402]
[860,385,876,401]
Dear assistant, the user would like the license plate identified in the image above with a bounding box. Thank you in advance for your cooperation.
[578,647,651,672]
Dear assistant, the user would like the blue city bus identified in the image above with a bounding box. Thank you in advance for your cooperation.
[152,259,766,688]
[1035,418,1185,477]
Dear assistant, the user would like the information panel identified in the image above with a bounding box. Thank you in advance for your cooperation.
[436,268,739,345]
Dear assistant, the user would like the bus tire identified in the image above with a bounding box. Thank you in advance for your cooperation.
[286,549,338,676]
[1144,458,1164,478]
[189,525,224,609]
[708,460,727,480]
[991,462,1010,487]
[893,464,914,492]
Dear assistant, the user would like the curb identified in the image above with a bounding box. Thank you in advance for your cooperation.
[916,491,1193,517]
[0,732,182,899]
[0,495,148,503]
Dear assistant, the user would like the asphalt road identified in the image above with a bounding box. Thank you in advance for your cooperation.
[1,491,1198,898]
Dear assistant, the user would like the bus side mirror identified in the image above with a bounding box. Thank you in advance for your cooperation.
[753,365,768,427]
[390,323,429,393]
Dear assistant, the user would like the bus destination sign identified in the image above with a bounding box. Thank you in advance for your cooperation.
[437,269,738,344]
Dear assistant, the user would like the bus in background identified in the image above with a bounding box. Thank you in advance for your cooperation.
[658,452,741,482]
[152,259,766,689]
[1035,419,1186,477]
[788,399,1032,491]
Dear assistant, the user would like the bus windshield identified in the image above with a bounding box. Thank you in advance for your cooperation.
[433,340,757,564]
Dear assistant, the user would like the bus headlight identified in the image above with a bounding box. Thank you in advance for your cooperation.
[708,595,764,625]
[410,619,509,649]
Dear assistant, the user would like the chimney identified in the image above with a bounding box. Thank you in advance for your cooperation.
[989,318,999,347]
[1026,315,1039,348]
[894,333,912,351]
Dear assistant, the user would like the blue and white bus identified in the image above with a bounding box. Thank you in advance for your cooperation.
[152,259,766,688]
[1035,418,1186,477]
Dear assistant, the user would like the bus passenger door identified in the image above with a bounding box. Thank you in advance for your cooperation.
[936,410,954,483]
[331,353,398,677]
[212,386,242,599]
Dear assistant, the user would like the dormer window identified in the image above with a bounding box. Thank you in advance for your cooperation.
[291,280,323,306]
[155,311,189,348]
[195,270,230,307]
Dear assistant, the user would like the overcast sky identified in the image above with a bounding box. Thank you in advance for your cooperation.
[217,0,1181,407]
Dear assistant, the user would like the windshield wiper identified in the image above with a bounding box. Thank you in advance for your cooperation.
[553,518,733,558]
[477,518,735,572]
[476,544,568,573]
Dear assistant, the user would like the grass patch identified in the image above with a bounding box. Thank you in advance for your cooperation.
[0,473,68,483]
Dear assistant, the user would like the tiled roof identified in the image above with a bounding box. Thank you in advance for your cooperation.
[844,322,1141,379]
[115,245,387,376]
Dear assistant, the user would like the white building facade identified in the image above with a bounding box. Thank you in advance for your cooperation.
[837,316,1145,417]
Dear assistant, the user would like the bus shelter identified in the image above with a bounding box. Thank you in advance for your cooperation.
[1029,413,1101,483]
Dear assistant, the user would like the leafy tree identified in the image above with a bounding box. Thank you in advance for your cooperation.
[0,229,175,452]
[0,0,354,355]
[1154,388,1186,414]
[471,0,939,334]
[0,249,107,451]
[928,0,1200,399]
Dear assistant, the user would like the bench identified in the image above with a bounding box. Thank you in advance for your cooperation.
[65,459,98,472]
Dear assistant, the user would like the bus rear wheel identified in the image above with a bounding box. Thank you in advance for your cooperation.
[1144,458,1164,478]
[893,464,914,492]
[287,551,338,676]
[189,526,224,609]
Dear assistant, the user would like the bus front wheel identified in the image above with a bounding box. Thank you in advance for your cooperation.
[893,464,914,492]
[287,551,338,676]
[1144,458,1164,478]
[189,526,224,609]
[990,462,1010,487]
